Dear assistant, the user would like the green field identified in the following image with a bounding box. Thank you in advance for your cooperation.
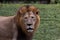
[0,4,60,40]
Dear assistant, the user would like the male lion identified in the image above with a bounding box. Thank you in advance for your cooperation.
[0,5,40,40]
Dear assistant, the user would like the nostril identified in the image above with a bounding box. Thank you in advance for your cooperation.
[27,24,32,26]
[31,17,34,18]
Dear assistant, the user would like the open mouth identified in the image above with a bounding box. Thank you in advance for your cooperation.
[27,28,34,32]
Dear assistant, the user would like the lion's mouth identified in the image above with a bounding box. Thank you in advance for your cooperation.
[27,28,34,30]
[27,27,34,32]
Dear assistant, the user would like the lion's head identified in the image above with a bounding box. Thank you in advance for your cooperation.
[15,5,40,35]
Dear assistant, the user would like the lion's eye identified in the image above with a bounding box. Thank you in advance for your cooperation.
[24,17,28,19]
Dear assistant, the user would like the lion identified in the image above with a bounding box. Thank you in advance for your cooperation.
[0,5,40,40]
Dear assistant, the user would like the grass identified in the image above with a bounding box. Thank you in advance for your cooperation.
[0,4,60,40]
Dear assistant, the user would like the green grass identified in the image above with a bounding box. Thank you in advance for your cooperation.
[0,4,60,40]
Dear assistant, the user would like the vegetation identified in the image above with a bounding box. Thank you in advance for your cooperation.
[0,0,60,4]
[0,4,60,40]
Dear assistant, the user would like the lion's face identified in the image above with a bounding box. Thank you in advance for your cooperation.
[23,11,36,32]
[16,5,40,34]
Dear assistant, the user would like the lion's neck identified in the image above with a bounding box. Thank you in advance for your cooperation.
[17,26,33,40]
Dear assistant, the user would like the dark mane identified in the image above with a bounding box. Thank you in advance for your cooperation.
[17,25,26,40]
[17,25,33,40]
[25,4,31,8]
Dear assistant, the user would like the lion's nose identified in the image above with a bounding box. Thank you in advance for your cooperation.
[27,24,32,26]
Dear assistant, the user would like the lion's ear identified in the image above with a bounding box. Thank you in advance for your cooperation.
[36,11,39,14]
[19,9,23,14]
[36,9,40,15]
[17,9,27,16]
[17,9,23,15]
[19,7,27,14]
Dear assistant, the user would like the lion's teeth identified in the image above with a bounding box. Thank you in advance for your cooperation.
[27,30,33,32]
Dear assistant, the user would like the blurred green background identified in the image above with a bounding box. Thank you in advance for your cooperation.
[0,4,60,40]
